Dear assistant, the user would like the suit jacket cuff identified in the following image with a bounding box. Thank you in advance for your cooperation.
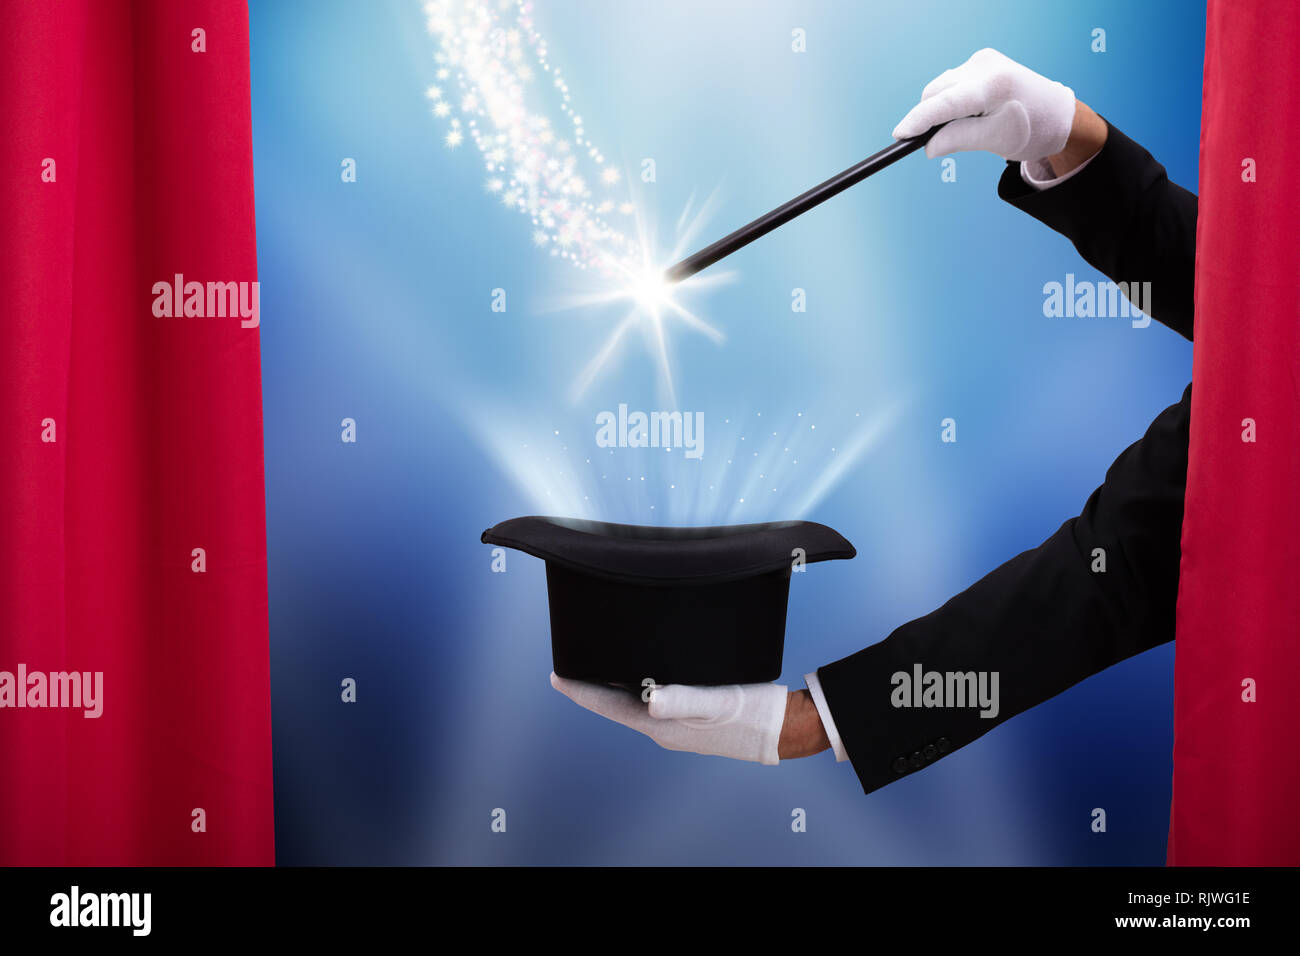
[997,117,1149,240]
[814,639,958,795]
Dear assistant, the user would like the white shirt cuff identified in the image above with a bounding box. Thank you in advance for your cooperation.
[1019,150,1098,191]
[804,671,848,762]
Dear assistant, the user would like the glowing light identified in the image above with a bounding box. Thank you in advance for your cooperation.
[422,0,735,399]
[628,268,671,313]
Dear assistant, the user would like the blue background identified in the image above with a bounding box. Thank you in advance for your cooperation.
[249,0,1204,864]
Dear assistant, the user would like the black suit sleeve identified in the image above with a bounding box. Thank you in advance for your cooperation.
[997,118,1197,341]
[816,121,1195,795]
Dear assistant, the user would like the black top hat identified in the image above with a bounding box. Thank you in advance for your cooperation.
[481,516,856,688]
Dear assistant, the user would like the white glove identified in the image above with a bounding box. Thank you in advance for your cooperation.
[550,673,788,765]
[893,48,1076,162]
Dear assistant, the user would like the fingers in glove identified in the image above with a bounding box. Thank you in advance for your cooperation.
[648,683,745,725]
[893,83,989,140]
[919,65,962,101]
[550,672,659,731]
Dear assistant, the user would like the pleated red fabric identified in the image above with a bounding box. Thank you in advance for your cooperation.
[1170,0,1300,864]
[0,1,273,864]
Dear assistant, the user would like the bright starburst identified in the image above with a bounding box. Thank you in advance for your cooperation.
[423,0,735,400]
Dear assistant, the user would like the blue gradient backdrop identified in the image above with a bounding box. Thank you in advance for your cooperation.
[250,0,1204,864]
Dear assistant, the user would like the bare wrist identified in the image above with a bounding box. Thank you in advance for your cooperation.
[778,689,830,759]
[1046,100,1108,177]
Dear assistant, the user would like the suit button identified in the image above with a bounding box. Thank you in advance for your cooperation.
[923,744,937,761]
[936,737,951,754]
[892,756,909,774]
[908,751,925,770]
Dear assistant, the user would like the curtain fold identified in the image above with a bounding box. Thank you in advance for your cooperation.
[1170,0,1300,864]
[0,0,273,865]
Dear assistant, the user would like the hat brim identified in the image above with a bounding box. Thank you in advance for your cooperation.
[480,516,856,586]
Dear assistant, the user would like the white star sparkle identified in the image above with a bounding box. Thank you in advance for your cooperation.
[423,0,734,401]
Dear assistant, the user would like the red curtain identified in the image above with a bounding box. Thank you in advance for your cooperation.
[0,1,273,864]
[1170,0,1300,864]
